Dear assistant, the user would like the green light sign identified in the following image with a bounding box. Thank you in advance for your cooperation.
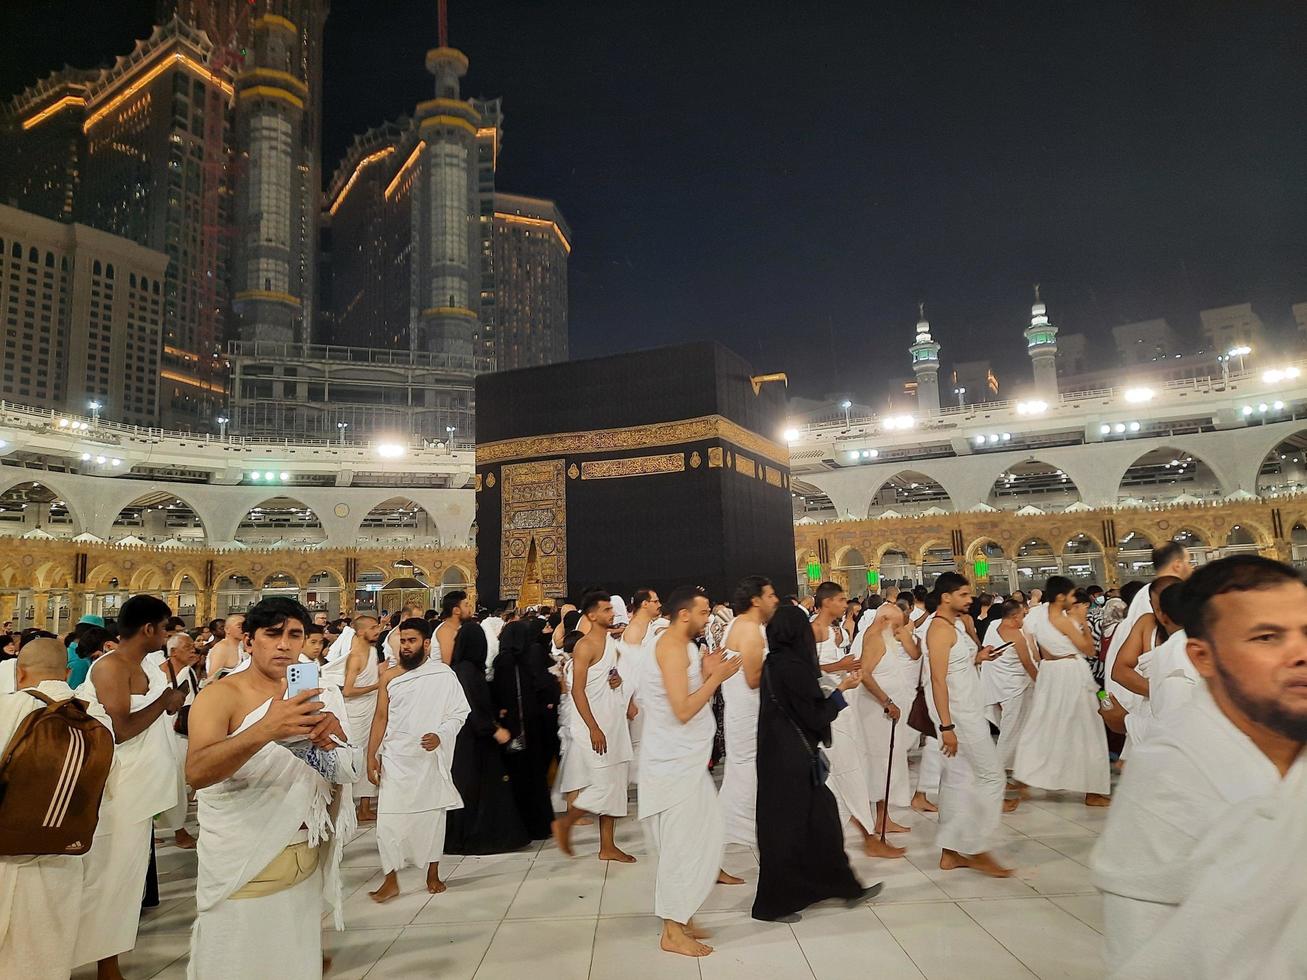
[973,558,990,578]
[806,561,822,582]
[867,569,879,587]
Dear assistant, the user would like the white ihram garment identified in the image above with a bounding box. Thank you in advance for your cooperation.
[638,641,724,924]
[552,645,580,813]
[74,654,178,967]
[925,618,1004,856]
[856,625,916,807]
[0,660,14,695]
[150,659,199,833]
[322,644,379,800]
[1106,755,1307,979]
[565,637,632,816]
[1104,586,1153,756]
[1012,609,1110,796]
[1090,687,1301,974]
[1143,630,1199,729]
[913,613,943,797]
[376,658,468,873]
[617,625,656,785]
[817,628,876,832]
[0,681,112,980]
[981,620,1035,771]
[188,687,360,980]
[718,621,766,846]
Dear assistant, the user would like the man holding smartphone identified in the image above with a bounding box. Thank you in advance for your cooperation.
[185,597,359,979]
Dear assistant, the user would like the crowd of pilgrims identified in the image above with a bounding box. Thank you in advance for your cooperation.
[0,541,1304,977]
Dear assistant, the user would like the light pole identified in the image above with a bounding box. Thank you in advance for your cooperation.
[216,415,229,440]
[88,400,101,425]
[445,424,456,450]
[840,400,852,428]
[1228,345,1251,374]
[954,386,966,408]
[337,421,349,445]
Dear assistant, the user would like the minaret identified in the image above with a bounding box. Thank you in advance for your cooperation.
[1025,283,1059,396]
[232,12,309,344]
[910,302,942,415]
[412,0,480,357]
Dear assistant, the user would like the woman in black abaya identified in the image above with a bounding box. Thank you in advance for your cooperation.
[446,623,531,854]
[752,605,881,922]
[491,619,558,839]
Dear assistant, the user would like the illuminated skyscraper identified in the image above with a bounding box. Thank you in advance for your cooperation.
[493,193,570,369]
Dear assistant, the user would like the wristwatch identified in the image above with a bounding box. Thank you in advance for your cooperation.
[939,724,956,732]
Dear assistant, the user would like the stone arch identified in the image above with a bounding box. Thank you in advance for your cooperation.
[866,471,953,517]
[1062,530,1107,585]
[34,561,73,591]
[988,459,1082,511]
[1061,528,1107,557]
[356,496,442,544]
[234,497,326,546]
[1254,429,1307,497]
[261,571,300,596]
[128,565,169,594]
[917,538,951,564]
[1171,527,1207,547]
[441,564,472,587]
[169,566,207,592]
[832,546,869,593]
[110,489,208,543]
[965,537,1007,562]
[0,479,84,537]
[1117,446,1224,503]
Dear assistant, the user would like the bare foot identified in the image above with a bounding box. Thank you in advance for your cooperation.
[427,867,447,894]
[174,827,197,849]
[876,813,911,834]
[1002,797,1021,813]
[575,816,594,827]
[1084,793,1111,807]
[356,801,377,823]
[96,956,125,980]
[598,847,637,863]
[686,918,713,940]
[716,870,745,885]
[552,818,574,857]
[940,848,1013,878]
[368,874,400,903]
[661,921,713,957]
[864,836,906,859]
[322,955,333,974]
[911,792,938,814]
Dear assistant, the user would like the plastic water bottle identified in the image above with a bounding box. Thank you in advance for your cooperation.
[1097,690,1115,710]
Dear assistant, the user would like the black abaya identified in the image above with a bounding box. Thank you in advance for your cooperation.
[446,624,531,855]
[491,620,557,839]
[753,606,865,921]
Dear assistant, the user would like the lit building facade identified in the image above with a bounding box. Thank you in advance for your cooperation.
[0,203,168,426]
[493,193,571,369]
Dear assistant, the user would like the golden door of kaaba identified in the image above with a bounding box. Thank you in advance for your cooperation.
[498,459,568,604]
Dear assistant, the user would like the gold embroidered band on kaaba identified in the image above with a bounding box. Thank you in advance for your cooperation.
[476,414,789,469]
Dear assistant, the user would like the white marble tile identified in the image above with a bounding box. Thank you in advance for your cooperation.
[792,904,926,979]
[596,854,659,916]
[137,896,199,936]
[368,921,498,980]
[1035,834,1099,868]
[320,925,402,980]
[71,931,191,980]
[473,917,596,980]
[1050,895,1106,935]
[874,901,1038,980]
[591,915,702,979]
[416,861,531,924]
[504,856,607,919]
[331,865,436,929]
[959,897,1104,978]
[694,910,816,979]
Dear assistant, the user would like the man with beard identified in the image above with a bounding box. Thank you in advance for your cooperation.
[367,618,469,901]
[1091,556,1307,976]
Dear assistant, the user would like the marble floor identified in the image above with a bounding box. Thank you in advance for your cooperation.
[76,787,1110,980]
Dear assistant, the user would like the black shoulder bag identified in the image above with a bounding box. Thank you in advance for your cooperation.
[762,663,831,787]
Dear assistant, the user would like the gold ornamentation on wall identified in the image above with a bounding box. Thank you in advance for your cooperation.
[567,464,579,479]
[486,473,496,488]
[476,414,789,469]
[708,447,724,468]
[689,451,702,469]
[734,454,757,478]
[763,465,783,488]
[580,453,685,480]
[499,459,567,601]
[473,474,483,491]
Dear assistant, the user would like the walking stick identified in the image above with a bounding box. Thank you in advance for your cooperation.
[880,705,896,844]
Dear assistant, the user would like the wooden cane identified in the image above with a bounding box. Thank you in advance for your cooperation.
[880,705,896,844]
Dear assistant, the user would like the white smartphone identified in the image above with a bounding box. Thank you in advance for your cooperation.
[286,661,319,699]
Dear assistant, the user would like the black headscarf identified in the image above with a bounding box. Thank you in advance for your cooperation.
[450,621,488,674]
[497,619,533,662]
[766,605,820,673]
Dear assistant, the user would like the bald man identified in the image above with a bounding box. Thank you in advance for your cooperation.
[0,640,113,980]
[205,614,246,677]
[323,615,384,820]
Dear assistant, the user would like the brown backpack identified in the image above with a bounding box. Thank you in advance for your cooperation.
[0,690,114,856]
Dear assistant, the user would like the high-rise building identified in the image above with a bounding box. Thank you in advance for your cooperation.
[1,4,328,432]
[493,193,570,369]
[325,37,568,374]
[0,203,169,426]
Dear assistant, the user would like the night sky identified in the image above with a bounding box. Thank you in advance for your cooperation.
[4,1,1306,401]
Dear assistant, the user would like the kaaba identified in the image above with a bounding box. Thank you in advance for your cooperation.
[475,342,799,606]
